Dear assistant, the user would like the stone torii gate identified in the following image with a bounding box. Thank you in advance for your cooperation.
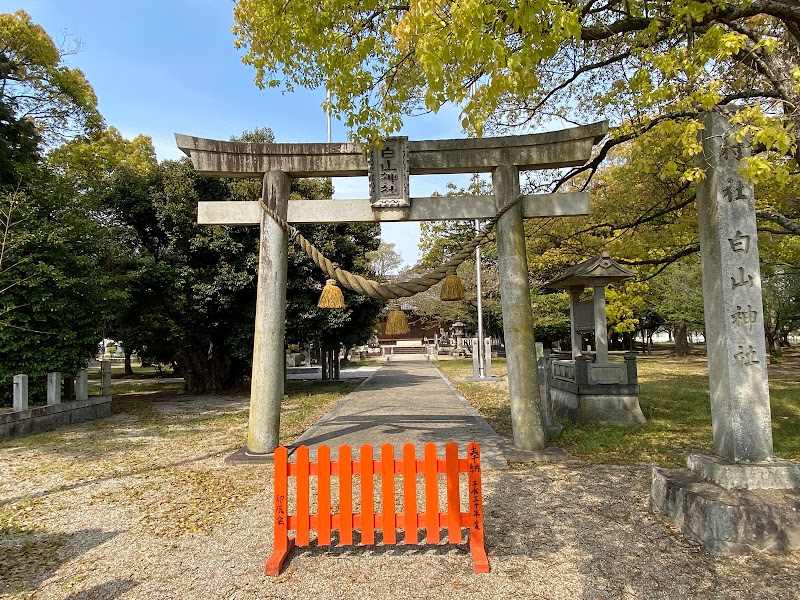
[175,122,608,456]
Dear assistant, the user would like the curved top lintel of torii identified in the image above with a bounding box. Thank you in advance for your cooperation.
[174,121,609,179]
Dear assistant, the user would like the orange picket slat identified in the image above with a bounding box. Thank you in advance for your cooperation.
[445,442,461,544]
[402,443,418,544]
[296,445,311,546]
[339,445,353,545]
[317,445,332,546]
[381,444,396,544]
[360,444,375,545]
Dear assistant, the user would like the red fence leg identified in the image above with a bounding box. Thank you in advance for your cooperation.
[466,442,489,573]
[266,447,295,576]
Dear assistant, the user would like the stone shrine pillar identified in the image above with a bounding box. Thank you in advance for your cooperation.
[493,164,545,451]
[592,285,609,363]
[651,110,800,554]
[46,372,61,406]
[568,287,583,359]
[248,171,290,455]
[12,374,28,411]
[695,111,773,463]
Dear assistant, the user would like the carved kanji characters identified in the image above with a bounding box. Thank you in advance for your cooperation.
[734,344,760,367]
[728,231,751,254]
[731,305,758,331]
[731,266,754,289]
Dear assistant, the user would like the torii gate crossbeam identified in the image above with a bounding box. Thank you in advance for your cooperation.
[177,121,608,455]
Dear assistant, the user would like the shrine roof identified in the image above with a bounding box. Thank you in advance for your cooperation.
[544,252,636,289]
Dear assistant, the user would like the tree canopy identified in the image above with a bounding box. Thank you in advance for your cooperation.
[234,0,800,286]
[0,10,101,142]
[234,1,798,151]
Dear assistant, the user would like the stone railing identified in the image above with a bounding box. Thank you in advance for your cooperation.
[551,354,638,386]
[551,360,576,382]
[2,362,113,440]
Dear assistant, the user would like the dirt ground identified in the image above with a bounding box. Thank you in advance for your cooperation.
[1,384,799,599]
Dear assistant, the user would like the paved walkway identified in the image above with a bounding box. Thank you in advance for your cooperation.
[292,355,509,470]
[286,364,380,381]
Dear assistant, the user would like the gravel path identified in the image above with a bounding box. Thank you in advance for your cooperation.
[1,392,798,599]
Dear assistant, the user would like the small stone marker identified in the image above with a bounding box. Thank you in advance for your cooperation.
[471,337,480,378]
[695,110,773,463]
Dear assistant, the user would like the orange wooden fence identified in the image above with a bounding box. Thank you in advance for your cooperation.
[267,441,489,575]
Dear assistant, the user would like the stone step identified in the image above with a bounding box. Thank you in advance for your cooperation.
[389,346,428,354]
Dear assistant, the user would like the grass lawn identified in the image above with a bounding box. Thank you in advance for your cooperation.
[87,362,173,379]
[435,350,800,468]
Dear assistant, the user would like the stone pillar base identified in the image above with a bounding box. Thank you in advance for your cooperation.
[650,452,800,553]
[550,386,646,425]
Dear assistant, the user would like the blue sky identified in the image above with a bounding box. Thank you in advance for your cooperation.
[10,0,474,266]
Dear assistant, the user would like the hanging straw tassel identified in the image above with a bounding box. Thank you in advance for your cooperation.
[440,271,465,301]
[318,279,345,309]
[385,306,410,335]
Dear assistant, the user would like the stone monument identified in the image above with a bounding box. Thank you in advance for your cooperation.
[650,109,800,553]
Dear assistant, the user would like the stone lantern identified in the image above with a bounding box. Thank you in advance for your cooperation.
[545,251,635,362]
[451,321,466,356]
[542,252,645,425]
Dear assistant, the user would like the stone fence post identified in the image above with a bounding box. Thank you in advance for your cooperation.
[76,369,89,401]
[624,353,638,385]
[13,374,28,411]
[483,338,492,378]
[47,372,61,406]
[100,361,112,396]
[471,338,480,378]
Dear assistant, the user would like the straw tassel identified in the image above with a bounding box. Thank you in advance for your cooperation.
[384,306,410,336]
[440,271,465,301]
[318,279,345,309]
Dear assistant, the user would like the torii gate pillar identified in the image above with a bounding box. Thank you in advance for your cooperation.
[494,165,545,450]
[247,171,290,454]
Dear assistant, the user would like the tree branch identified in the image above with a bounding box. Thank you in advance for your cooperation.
[617,245,701,267]
[756,209,800,234]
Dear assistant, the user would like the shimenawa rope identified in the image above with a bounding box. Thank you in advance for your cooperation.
[257,194,524,301]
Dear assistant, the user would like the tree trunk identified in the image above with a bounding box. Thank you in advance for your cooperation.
[174,343,232,393]
[124,347,134,376]
[674,322,691,357]
[766,335,781,357]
